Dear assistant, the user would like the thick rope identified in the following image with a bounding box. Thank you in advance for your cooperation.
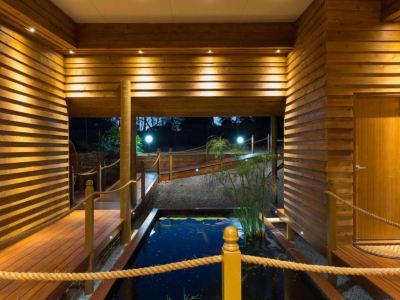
[241,255,400,276]
[0,256,221,281]
[75,168,97,176]
[150,153,161,168]
[325,191,400,229]
[3,254,400,281]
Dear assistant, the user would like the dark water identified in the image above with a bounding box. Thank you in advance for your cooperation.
[109,217,324,300]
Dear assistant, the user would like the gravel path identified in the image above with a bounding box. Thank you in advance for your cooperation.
[150,169,283,209]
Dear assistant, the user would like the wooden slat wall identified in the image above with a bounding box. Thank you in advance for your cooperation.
[0,24,69,244]
[325,0,400,245]
[65,54,287,117]
[285,0,329,253]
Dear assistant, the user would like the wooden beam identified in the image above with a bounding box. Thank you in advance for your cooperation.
[77,23,295,49]
[67,97,285,117]
[382,0,400,21]
[0,0,77,49]
[120,80,132,244]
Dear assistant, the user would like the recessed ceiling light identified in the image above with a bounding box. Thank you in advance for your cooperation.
[208,50,213,54]
[138,49,143,54]
[276,49,281,53]
[69,50,75,54]
[26,27,35,33]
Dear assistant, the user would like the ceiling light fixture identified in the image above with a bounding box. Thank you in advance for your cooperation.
[138,49,143,54]
[208,50,213,54]
[276,49,281,53]
[69,50,75,54]
[26,27,35,33]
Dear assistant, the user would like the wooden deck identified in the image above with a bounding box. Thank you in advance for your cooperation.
[0,210,122,300]
[334,245,400,299]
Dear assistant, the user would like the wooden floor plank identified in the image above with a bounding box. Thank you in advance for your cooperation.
[0,210,121,300]
[334,245,400,299]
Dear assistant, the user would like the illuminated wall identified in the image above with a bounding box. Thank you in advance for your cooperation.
[0,24,69,244]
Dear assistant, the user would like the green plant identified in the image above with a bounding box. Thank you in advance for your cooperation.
[206,137,231,161]
[98,126,143,154]
[207,138,277,240]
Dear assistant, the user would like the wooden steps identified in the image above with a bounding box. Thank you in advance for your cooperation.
[333,245,400,299]
[0,210,122,300]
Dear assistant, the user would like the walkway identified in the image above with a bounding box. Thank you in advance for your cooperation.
[334,245,400,299]
[0,210,122,300]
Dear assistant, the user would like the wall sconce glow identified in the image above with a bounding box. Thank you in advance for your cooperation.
[236,136,245,144]
[69,50,75,54]
[208,49,213,54]
[138,49,144,54]
[300,231,304,235]
[195,168,199,172]
[276,49,281,53]
[26,27,35,33]
[144,134,153,144]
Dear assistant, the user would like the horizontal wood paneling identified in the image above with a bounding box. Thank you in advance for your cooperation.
[0,24,69,243]
[65,54,287,117]
[285,0,329,253]
[325,0,400,245]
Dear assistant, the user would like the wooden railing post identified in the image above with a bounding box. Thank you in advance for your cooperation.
[205,143,208,161]
[251,134,254,153]
[169,147,173,181]
[156,148,161,182]
[222,226,241,300]
[141,161,146,202]
[69,166,75,207]
[84,179,95,295]
[97,161,102,192]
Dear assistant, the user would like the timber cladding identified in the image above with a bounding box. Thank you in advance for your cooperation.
[0,24,69,244]
[325,0,400,246]
[64,54,287,117]
[285,0,328,253]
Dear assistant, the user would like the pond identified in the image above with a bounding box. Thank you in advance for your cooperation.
[108,217,325,300]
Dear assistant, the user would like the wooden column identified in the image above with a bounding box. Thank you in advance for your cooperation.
[222,226,241,300]
[120,80,132,244]
[270,116,278,206]
[131,112,137,207]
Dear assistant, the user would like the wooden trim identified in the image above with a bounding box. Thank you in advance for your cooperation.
[0,0,77,49]
[78,23,295,50]
[382,0,400,21]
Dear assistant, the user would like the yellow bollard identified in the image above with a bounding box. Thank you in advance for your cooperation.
[222,226,241,300]
[84,179,94,295]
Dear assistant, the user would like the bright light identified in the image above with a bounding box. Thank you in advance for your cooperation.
[208,49,213,54]
[27,27,35,33]
[195,168,199,172]
[69,50,75,54]
[236,136,245,144]
[276,49,281,53]
[138,49,144,54]
[144,134,153,144]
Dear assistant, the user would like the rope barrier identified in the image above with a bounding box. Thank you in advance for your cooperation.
[101,159,120,170]
[150,153,161,168]
[325,191,400,229]
[3,254,400,282]
[75,168,97,176]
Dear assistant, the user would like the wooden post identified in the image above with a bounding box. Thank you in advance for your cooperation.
[205,142,208,161]
[286,223,296,241]
[222,226,241,300]
[131,112,137,207]
[120,80,132,244]
[84,179,95,295]
[156,148,161,182]
[141,161,146,202]
[169,147,173,181]
[69,166,75,207]
[97,161,102,192]
[251,134,254,153]
[270,116,278,206]
[327,187,337,285]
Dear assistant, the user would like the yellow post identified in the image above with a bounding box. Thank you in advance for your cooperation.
[131,112,137,207]
[222,226,241,300]
[270,116,278,206]
[84,179,94,295]
[286,223,295,241]
[120,80,132,244]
